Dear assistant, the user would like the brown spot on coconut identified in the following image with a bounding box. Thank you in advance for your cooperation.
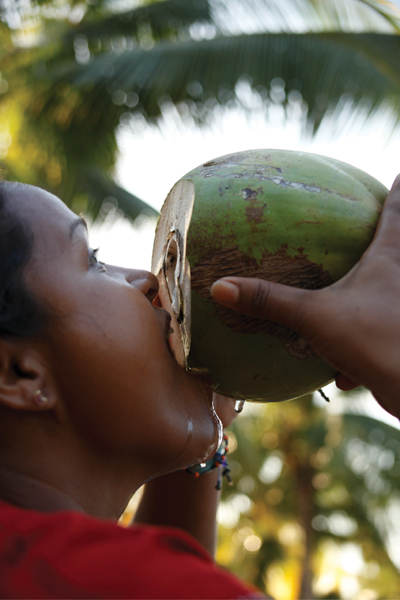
[190,244,331,360]
[151,149,388,402]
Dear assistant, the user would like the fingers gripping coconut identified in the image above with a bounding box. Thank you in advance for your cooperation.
[212,175,400,420]
[152,149,388,403]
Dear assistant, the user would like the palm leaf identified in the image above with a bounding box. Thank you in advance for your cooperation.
[359,0,400,29]
[37,32,400,134]
[78,168,158,222]
[2,0,400,222]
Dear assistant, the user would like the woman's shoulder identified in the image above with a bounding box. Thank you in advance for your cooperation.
[0,500,266,599]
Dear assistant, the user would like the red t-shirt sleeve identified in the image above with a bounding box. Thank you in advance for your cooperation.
[0,502,264,599]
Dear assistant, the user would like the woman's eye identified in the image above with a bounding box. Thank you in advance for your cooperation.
[89,248,99,265]
[89,248,107,272]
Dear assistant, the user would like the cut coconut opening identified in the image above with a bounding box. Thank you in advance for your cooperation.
[152,179,195,368]
[164,232,183,323]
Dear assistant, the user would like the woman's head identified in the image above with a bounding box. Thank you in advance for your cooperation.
[0,182,220,512]
[0,182,48,338]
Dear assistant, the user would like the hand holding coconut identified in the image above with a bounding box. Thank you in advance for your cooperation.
[211,175,400,420]
[153,149,388,403]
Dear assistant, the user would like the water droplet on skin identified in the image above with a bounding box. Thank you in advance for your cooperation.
[234,400,245,413]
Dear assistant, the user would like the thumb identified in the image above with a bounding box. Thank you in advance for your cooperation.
[210,277,311,334]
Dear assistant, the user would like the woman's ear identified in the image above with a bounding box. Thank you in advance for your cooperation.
[0,339,56,412]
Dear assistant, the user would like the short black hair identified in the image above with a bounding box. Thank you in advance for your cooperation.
[0,181,48,337]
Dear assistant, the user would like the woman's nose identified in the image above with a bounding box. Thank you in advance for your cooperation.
[127,269,160,301]
[106,266,159,301]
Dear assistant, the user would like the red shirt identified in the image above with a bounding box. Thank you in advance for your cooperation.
[0,500,263,599]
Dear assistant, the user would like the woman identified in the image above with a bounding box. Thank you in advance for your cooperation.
[1,174,400,598]
[0,181,262,598]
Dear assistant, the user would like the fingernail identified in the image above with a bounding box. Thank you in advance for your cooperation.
[210,280,239,304]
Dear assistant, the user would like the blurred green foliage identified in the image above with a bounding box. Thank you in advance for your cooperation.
[219,393,400,598]
[0,0,400,220]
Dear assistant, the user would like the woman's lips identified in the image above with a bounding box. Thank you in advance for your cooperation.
[154,306,172,339]
[153,305,177,360]
[153,294,184,366]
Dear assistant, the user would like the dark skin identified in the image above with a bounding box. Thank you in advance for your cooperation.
[211,174,400,421]
[0,185,229,556]
[134,393,237,556]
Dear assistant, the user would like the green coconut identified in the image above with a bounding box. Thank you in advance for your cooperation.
[151,149,388,402]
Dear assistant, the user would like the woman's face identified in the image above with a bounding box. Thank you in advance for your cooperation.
[14,185,221,481]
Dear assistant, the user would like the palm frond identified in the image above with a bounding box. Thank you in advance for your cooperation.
[37,32,400,135]
[359,0,400,30]
[78,168,158,222]
[2,0,400,223]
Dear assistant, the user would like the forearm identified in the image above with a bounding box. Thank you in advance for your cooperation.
[133,468,221,557]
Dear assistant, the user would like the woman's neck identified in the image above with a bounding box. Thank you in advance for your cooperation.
[0,465,87,514]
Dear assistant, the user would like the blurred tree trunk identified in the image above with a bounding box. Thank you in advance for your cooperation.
[297,462,316,599]
[221,390,400,598]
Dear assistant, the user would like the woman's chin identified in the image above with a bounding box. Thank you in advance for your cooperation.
[167,407,221,475]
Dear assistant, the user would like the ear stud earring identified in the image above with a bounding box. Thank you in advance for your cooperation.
[34,390,48,406]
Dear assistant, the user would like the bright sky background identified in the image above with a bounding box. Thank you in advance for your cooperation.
[89,101,400,431]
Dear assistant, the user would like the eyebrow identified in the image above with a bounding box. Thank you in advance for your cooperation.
[69,216,88,240]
